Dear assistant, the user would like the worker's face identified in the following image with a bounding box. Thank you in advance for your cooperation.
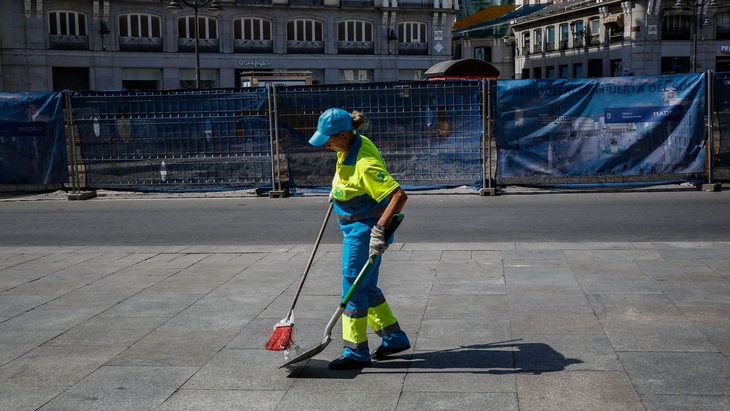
[324,131,352,152]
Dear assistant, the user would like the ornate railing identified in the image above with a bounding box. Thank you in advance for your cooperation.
[589,34,600,46]
[178,38,219,53]
[234,39,273,53]
[337,40,374,54]
[289,0,324,5]
[287,40,324,54]
[49,34,88,50]
[341,0,374,6]
[119,36,163,52]
[533,43,542,54]
[545,42,555,52]
[396,0,434,8]
[398,41,428,55]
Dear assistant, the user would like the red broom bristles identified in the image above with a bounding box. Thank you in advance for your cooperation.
[265,324,293,351]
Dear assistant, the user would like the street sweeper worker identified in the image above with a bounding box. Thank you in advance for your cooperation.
[309,107,411,370]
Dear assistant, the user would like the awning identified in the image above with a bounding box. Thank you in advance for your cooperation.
[424,59,500,80]
[603,13,624,27]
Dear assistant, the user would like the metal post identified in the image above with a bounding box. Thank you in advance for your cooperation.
[479,79,496,196]
[707,70,714,184]
[194,6,200,89]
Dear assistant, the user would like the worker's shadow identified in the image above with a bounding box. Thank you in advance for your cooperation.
[377,339,584,375]
[288,339,582,379]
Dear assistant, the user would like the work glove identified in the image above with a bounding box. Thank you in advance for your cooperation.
[369,224,388,257]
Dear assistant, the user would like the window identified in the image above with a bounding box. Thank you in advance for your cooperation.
[717,12,730,40]
[338,20,372,42]
[661,57,690,74]
[287,19,324,54]
[474,46,492,62]
[235,18,272,41]
[522,31,530,54]
[560,24,570,50]
[119,14,161,38]
[534,29,543,53]
[287,19,322,42]
[559,65,568,78]
[533,67,542,79]
[546,26,555,51]
[662,14,691,40]
[611,59,623,76]
[571,20,584,48]
[339,69,372,83]
[573,63,583,78]
[48,11,88,50]
[588,59,603,77]
[49,11,87,36]
[546,66,555,79]
[398,22,427,55]
[399,22,426,43]
[119,14,162,51]
[178,16,218,40]
[589,18,601,45]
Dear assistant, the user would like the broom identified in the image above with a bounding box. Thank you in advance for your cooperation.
[265,201,333,351]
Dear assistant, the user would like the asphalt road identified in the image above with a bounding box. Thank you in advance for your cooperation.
[1,188,728,246]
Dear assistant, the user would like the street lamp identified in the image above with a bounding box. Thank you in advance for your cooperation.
[167,0,223,89]
[674,0,717,72]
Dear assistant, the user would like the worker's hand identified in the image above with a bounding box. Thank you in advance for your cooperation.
[369,224,388,257]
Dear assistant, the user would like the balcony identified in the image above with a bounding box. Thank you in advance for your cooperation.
[289,0,324,5]
[287,40,324,54]
[396,0,434,8]
[398,41,428,55]
[609,33,624,44]
[337,40,374,54]
[574,37,584,48]
[533,43,542,54]
[545,42,555,52]
[49,34,88,50]
[178,38,219,53]
[341,0,374,6]
[119,36,163,52]
[235,0,272,3]
[589,34,600,46]
[234,39,273,53]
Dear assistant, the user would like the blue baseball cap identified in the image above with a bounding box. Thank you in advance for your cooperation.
[309,108,353,146]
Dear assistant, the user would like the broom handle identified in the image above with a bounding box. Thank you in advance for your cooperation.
[285,201,334,322]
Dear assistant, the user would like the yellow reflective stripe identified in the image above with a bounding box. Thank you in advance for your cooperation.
[342,314,368,345]
[367,301,398,333]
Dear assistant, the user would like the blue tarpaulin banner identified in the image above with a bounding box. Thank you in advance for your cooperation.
[0,92,68,184]
[495,74,706,178]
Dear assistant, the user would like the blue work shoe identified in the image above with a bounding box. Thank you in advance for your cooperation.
[370,344,411,360]
[328,356,372,370]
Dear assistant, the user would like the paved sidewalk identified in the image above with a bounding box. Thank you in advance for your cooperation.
[0,242,728,410]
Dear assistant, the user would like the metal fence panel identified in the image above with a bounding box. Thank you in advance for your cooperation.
[69,88,272,190]
[274,81,485,190]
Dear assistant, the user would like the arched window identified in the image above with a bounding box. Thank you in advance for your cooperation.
[48,11,87,50]
[119,14,162,51]
[177,15,218,52]
[398,22,427,55]
[233,17,272,53]
[287,19,323,54]
[338,20,374,54]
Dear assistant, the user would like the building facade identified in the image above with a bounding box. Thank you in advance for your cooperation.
[511,0,730,79]
[0,0,459,91]
[453,0,730,80]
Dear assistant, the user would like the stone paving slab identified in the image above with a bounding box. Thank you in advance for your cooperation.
[0,242,728,410]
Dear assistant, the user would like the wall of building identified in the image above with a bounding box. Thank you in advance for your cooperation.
[0,0,458,92]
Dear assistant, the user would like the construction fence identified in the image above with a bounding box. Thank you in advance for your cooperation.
[1,73,728,194]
